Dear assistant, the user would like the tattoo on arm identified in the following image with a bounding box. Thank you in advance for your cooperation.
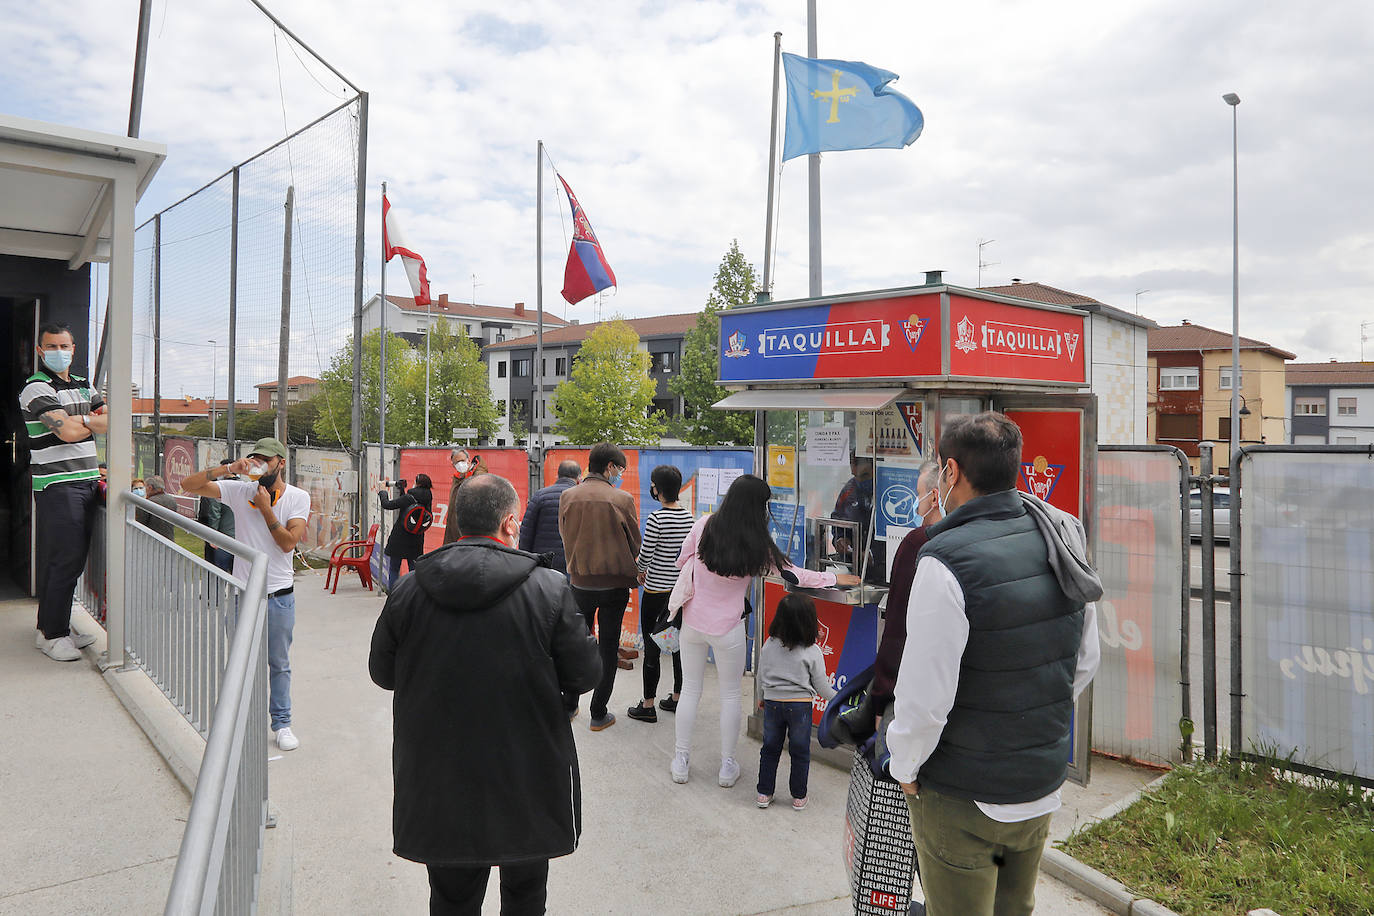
[40,411,65,431]
[268,520,283,531]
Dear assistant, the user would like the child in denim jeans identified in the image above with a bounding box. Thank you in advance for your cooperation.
[755,593,836,810]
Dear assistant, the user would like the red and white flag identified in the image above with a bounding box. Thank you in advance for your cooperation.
[382,194,431,306]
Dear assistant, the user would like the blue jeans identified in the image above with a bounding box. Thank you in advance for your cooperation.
[267,593,295,730]
[756,700,814,799]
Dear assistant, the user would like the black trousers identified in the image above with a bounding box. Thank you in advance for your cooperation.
[639,589,682,699]
[427,860,548,916]
[566,586,629,720]
[35,479,99,639]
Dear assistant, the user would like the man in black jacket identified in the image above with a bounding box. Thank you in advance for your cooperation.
[369,474,600,915]
[519,459,580,572]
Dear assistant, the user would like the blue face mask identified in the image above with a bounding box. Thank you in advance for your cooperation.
[132,487,145,498]
[42,349,74,374]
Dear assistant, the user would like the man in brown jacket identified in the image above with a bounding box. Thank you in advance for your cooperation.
[558,442,640,730]
[441,447,488,544]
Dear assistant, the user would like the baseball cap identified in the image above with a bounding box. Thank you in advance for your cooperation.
[248,437,288,460]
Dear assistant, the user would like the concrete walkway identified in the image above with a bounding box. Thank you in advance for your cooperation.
[270,570,1155,914]
[0,598,187,916]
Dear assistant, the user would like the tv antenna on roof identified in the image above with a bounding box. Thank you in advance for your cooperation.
[1362,320,1372,361]
[977,238,998,287]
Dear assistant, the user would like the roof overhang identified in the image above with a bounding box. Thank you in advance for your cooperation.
[711,388,906,412]
[0,113,165,268]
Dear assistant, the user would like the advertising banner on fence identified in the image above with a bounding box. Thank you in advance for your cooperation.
[1093,449,1186,765]
[294,447,357,560]
[397,448,532,556]
[1241,452,1374,782]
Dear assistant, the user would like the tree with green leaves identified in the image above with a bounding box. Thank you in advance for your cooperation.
[552,320,666,445]
[670,239,758,445]
[313,324,500,446]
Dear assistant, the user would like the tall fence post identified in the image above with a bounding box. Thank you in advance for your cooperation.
[1230,447,1245,756]
[227,166,239,458]
[351,92,369,535]
[1198,442,1218,760]
[152,213,162,472]
[277,186,294,445]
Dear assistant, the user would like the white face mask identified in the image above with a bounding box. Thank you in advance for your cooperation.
[454,460,469,474]
[935,462,956,518]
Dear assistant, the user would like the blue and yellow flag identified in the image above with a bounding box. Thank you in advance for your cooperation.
[782,53,924,161]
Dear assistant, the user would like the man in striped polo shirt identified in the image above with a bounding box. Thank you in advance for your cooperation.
[21,322,109,662]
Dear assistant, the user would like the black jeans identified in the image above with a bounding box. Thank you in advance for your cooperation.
[756,699,815,799]
[566,586,629,720]
[35,479,99,639]
[426,860,548,915]
[387,553,416,585]
[639,590,682,700]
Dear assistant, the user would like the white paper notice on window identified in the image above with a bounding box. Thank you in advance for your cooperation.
[718,468,744,495]
[807,427,850,466]
[885,527,914,580]
[695,468,720,509]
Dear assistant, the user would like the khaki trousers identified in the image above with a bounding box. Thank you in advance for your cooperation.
[905,785,1052,916]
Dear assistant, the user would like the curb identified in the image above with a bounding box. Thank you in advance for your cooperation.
[1043,772,1179,916]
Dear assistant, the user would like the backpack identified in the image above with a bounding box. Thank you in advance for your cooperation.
[401,502,433,535]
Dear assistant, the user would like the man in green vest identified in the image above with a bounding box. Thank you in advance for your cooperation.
[887,412,1101,916]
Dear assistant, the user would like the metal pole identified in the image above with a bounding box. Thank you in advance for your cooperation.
[228,167,240,458]
[1227,94,1241,482]
[1180,462,1193,762]
[535,141,545,457]
[127,0,153,138]
[806,0,822,298]
[152,213,162,474]
[380,181,387,460]
[1198,442,1218,761]
[352,93,368,532]
[424,298,431,445]
[277,186,294,445]
[210,339,217,439]
[1230,448,1244,756]
[105,160,139,671]
[760,32,783,302]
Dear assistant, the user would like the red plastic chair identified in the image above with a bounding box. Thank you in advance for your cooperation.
[325,523,379,594]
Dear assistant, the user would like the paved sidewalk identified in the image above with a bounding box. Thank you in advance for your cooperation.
[270,571,1153,914]
[0,598,187,916]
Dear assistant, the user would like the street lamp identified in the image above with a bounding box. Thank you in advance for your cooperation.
[1224,92,1240,476]
[209,338,217,440]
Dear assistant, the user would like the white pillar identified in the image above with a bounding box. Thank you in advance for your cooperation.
[104,163,138,670]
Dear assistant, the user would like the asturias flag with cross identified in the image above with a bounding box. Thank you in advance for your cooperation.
[781,52,924,162]
[558,174,617,306]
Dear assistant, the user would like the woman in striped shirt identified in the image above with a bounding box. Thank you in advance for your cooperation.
[628,465,696,724]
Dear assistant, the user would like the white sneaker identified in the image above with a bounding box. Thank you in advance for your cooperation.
[37,634,81,662]
[274,727,299,751]
[718,757,741,788]
[69,630,96,650]
[671,751,690,784]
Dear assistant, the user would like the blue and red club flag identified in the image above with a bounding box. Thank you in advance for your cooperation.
[558,174,617,305]
[782,53,924,161]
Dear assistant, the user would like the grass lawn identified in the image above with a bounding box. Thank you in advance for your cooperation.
[1059,755,1374,916]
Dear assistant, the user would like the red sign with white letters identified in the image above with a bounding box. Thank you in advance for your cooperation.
[948,295,1087,384]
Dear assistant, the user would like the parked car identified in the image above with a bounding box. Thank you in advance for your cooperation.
[1189,487,1231,541]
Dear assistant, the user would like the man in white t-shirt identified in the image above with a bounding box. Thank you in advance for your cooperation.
[182,437,311,751]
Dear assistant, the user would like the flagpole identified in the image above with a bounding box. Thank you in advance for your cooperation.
[424,292,431,445]
[806,0,822,298]
[760,31,783,302]
[535,141,545,459]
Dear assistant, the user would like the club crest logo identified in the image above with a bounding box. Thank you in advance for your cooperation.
[897,402,924,452]
[1063,331,1080,361]
[1020,454,1065,502]
[817,619,834,657]
[900,314,927,353]
[954,315,979,354]
[724,330,750,358]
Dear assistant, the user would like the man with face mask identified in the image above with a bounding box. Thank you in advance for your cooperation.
[20,322,109,661]
[557,442,640,730]
[182,437,311,751]
[442,447,488,544]
[886,413,1100,916]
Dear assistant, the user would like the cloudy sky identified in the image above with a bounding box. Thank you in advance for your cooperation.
[5,0,1374,367]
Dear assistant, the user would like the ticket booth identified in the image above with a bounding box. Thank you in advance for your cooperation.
[714,281,1096,782]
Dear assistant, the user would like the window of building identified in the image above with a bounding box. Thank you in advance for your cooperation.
[514,359,531,378]
[1219,367,1242,390]
[650,351,678,374]
[555,357,567,376]
[652,397,676,417]
[1294,397,1325,416]
[1159,368,1199,390]
[495,400,506,418]
[1336,435,1357,444]
[497,361,507,378]
[1157,414,1196,440]
[1218,417,1232,440]
[1337,397,1357,416]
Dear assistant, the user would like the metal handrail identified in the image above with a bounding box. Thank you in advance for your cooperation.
[106,492,270,914]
